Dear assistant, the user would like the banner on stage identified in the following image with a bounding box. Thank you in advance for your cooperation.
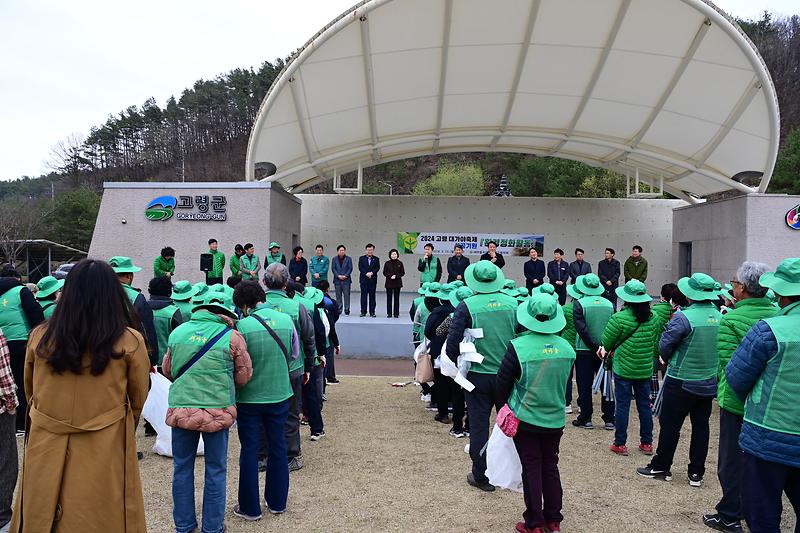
[396,232,544,256]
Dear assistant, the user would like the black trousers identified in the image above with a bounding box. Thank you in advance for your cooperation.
[465,372,502,483]
[742,452,800,533]
[360,283,376,315]
[452,380,467,432]
[386,287,400,317]
[565,363,574,406]
[206,275,223,286]
[574,351,615,423]
[514,429,564,529]
[554,284,567,305]
[715,408,745,522]
[284,369,304,460]
[434,368,451,418]
[8,340,27,431]
[650,378,713,476]
[603,288,618,309]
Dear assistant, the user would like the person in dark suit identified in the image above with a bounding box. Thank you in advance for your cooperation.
[358,244,381,317]
[547,248,570,305]
[331,245,353,315]
[447,244,470,282]
[598,248,621,308]
[569,248,592,283]
[480,241,505,269]
[524,248,546,294]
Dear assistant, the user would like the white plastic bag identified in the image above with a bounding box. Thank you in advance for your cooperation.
[486,424,523,492]
[141,372,204,457]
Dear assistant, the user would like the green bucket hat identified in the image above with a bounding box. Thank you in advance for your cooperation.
[191,282,210,304]
[171,280,198,302]
[464,260,506,294]
[759,258,800,297]
[501,279,517,296]
[450,280,465,289]
[720,283,735,302]
[573,274,605,297]
[515,287,530,303]
[192,291,237,320]
[418,282,432,295]
[567,283,583,300]
[305,286,325,306]
[109,256,142,274]
[424,282,444,298]
[766,289,778,305]
[677,273,721,301]
[534,283,556,296]
[36,276,64,299]
[516,293,566,334]
[449,286,474,308]
[616,280,653,304]
[268,242,280,250]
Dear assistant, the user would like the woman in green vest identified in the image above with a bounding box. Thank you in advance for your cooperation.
[266,242,286,266]
[232,280,295,518]
[417,243,442,285]
[497,293,576,533]
[162,291,252,533]
[600,280,660,456]
[171,280,198,321]
[147,275,183,367]
[35,276,64,319]
[229,244,244,278]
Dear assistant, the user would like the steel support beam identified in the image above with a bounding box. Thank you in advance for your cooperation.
[288,74,328,181]
[433,0,453,154]
[359,15,380,161]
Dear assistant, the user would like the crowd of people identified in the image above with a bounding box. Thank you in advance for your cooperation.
[0,238,798,533]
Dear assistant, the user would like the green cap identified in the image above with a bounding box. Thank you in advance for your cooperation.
[534,283,555,296]
[677,273,721,302]
[171,280,198,301]
[759,258,800,297]
[424,282,444,298]
[269,242,280,250]
[464,260,506,294]
[109,256,142,274]
[572,274,605,297]
[449,286,475,308]
[418,281,432,295]
[616,279,653,304]
[191,282,210,304]
[516,293,566,334]
[36,276,64,299]
[305,286,325,306]
[450,280,465,289]
[192,291,237,320]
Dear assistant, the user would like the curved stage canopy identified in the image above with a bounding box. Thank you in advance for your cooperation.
[246,0,780,202]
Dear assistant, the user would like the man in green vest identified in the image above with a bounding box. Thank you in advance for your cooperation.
[570,274,615,429]
[725,258,800,532]
[109,256,158,365]
[417,243,442,285]
[445,260,518,491]
[171,280,198,321]
[0,264,44,432]
[262,263,315,472]
[232,280,298,518]
[229,244,244,278]
[266,242,286,266]
[240,243,260,281]
[147,276,184,367]
[35,276,64,319]
[702,262,777,532]
[496,293,576,533]
[205,239,225,285]
[309,244,330,288]
[638,272,722,487]
[153,246,175,278]
[562,283,580,415]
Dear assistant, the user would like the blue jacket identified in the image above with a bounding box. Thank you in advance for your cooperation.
[547,259,570,285]
[331,255,353,285]
[358,255,381,285]
[726,319,800,468]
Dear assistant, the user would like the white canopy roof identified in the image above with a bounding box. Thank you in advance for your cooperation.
[246,0,780,201]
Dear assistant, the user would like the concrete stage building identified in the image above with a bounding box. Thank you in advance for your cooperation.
[91,0,798,357]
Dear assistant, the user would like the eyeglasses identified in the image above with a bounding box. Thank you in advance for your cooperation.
[730,280,743,286]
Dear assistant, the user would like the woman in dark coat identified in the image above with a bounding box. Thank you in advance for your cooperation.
[382,249,405,318]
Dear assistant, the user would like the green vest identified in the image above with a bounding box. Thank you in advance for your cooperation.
[153,304,180,365]
[463,292,518,374]
[241,254,260,280]
[266,253,285,266]
[294,293,321,366]
[236,306,294,404]
[744,301,800,435]
[420,257,440,283]
[0,286,30,341]
[167,313,234,408]
[574,296,614,351]
[175,300,193,322]
[509,332,576,428]
[412,296,429,342]
[264,291,305,373]
[39,299,57,320]
[230,254,242,277]
[666,303,721,382]
[122,283,141,305]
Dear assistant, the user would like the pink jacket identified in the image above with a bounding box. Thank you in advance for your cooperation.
[162,312,252,432]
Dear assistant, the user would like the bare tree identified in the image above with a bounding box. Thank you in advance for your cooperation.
[0,196,53,266]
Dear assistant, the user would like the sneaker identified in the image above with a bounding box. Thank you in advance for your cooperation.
[267,507,285,515]
[425,403,438,412]
[450,428,466,438]
[466,473,495,492]
[514,523,548,533]
[359,312,366,317]
[420,393,431,403]
[232,504,262,521]
[702,513,743,532]
[464,428,470,437]
[565,405,573,414]
[546,522,561,532]
[434,414,450,424]
[327,378,340,384]
[258,458,267,472]
[288,456,304,472]
[370,314,376,318]
[15,430,25,438]
[610,444,629,456]
[688,473,703,487]
[344,311,350,316]
[137,451,144,461]
[604,421,615,431]
[322,393,327,402]
[572,419,593,429]
[639,443,654,455]
[636,464,672,481]
[310,430,325,441]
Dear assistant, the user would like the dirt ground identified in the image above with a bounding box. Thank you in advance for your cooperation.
[17,374,796,532]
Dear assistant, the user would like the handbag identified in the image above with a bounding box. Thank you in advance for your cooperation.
[496,403,520,438]
[414,341,434,384]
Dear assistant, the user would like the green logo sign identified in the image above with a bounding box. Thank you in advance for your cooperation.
[397,232,419,253]
[145,196,176,221]
[145,195,228,221]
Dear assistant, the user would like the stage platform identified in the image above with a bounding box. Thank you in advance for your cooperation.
[335,290,417,359]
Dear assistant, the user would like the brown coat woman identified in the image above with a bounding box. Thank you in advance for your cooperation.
[10,260,150,533]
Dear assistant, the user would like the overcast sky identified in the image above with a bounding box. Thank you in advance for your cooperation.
[0,0,795,181]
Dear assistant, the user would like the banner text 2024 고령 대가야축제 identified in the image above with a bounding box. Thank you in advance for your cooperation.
[396,232,544,256]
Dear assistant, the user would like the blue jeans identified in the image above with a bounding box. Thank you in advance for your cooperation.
[613,374,653,446]
[237,401,290,515]
[302,365,324,434]
[172,427,229,533]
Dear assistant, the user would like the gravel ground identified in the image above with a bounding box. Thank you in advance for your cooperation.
[17,376,796,532]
